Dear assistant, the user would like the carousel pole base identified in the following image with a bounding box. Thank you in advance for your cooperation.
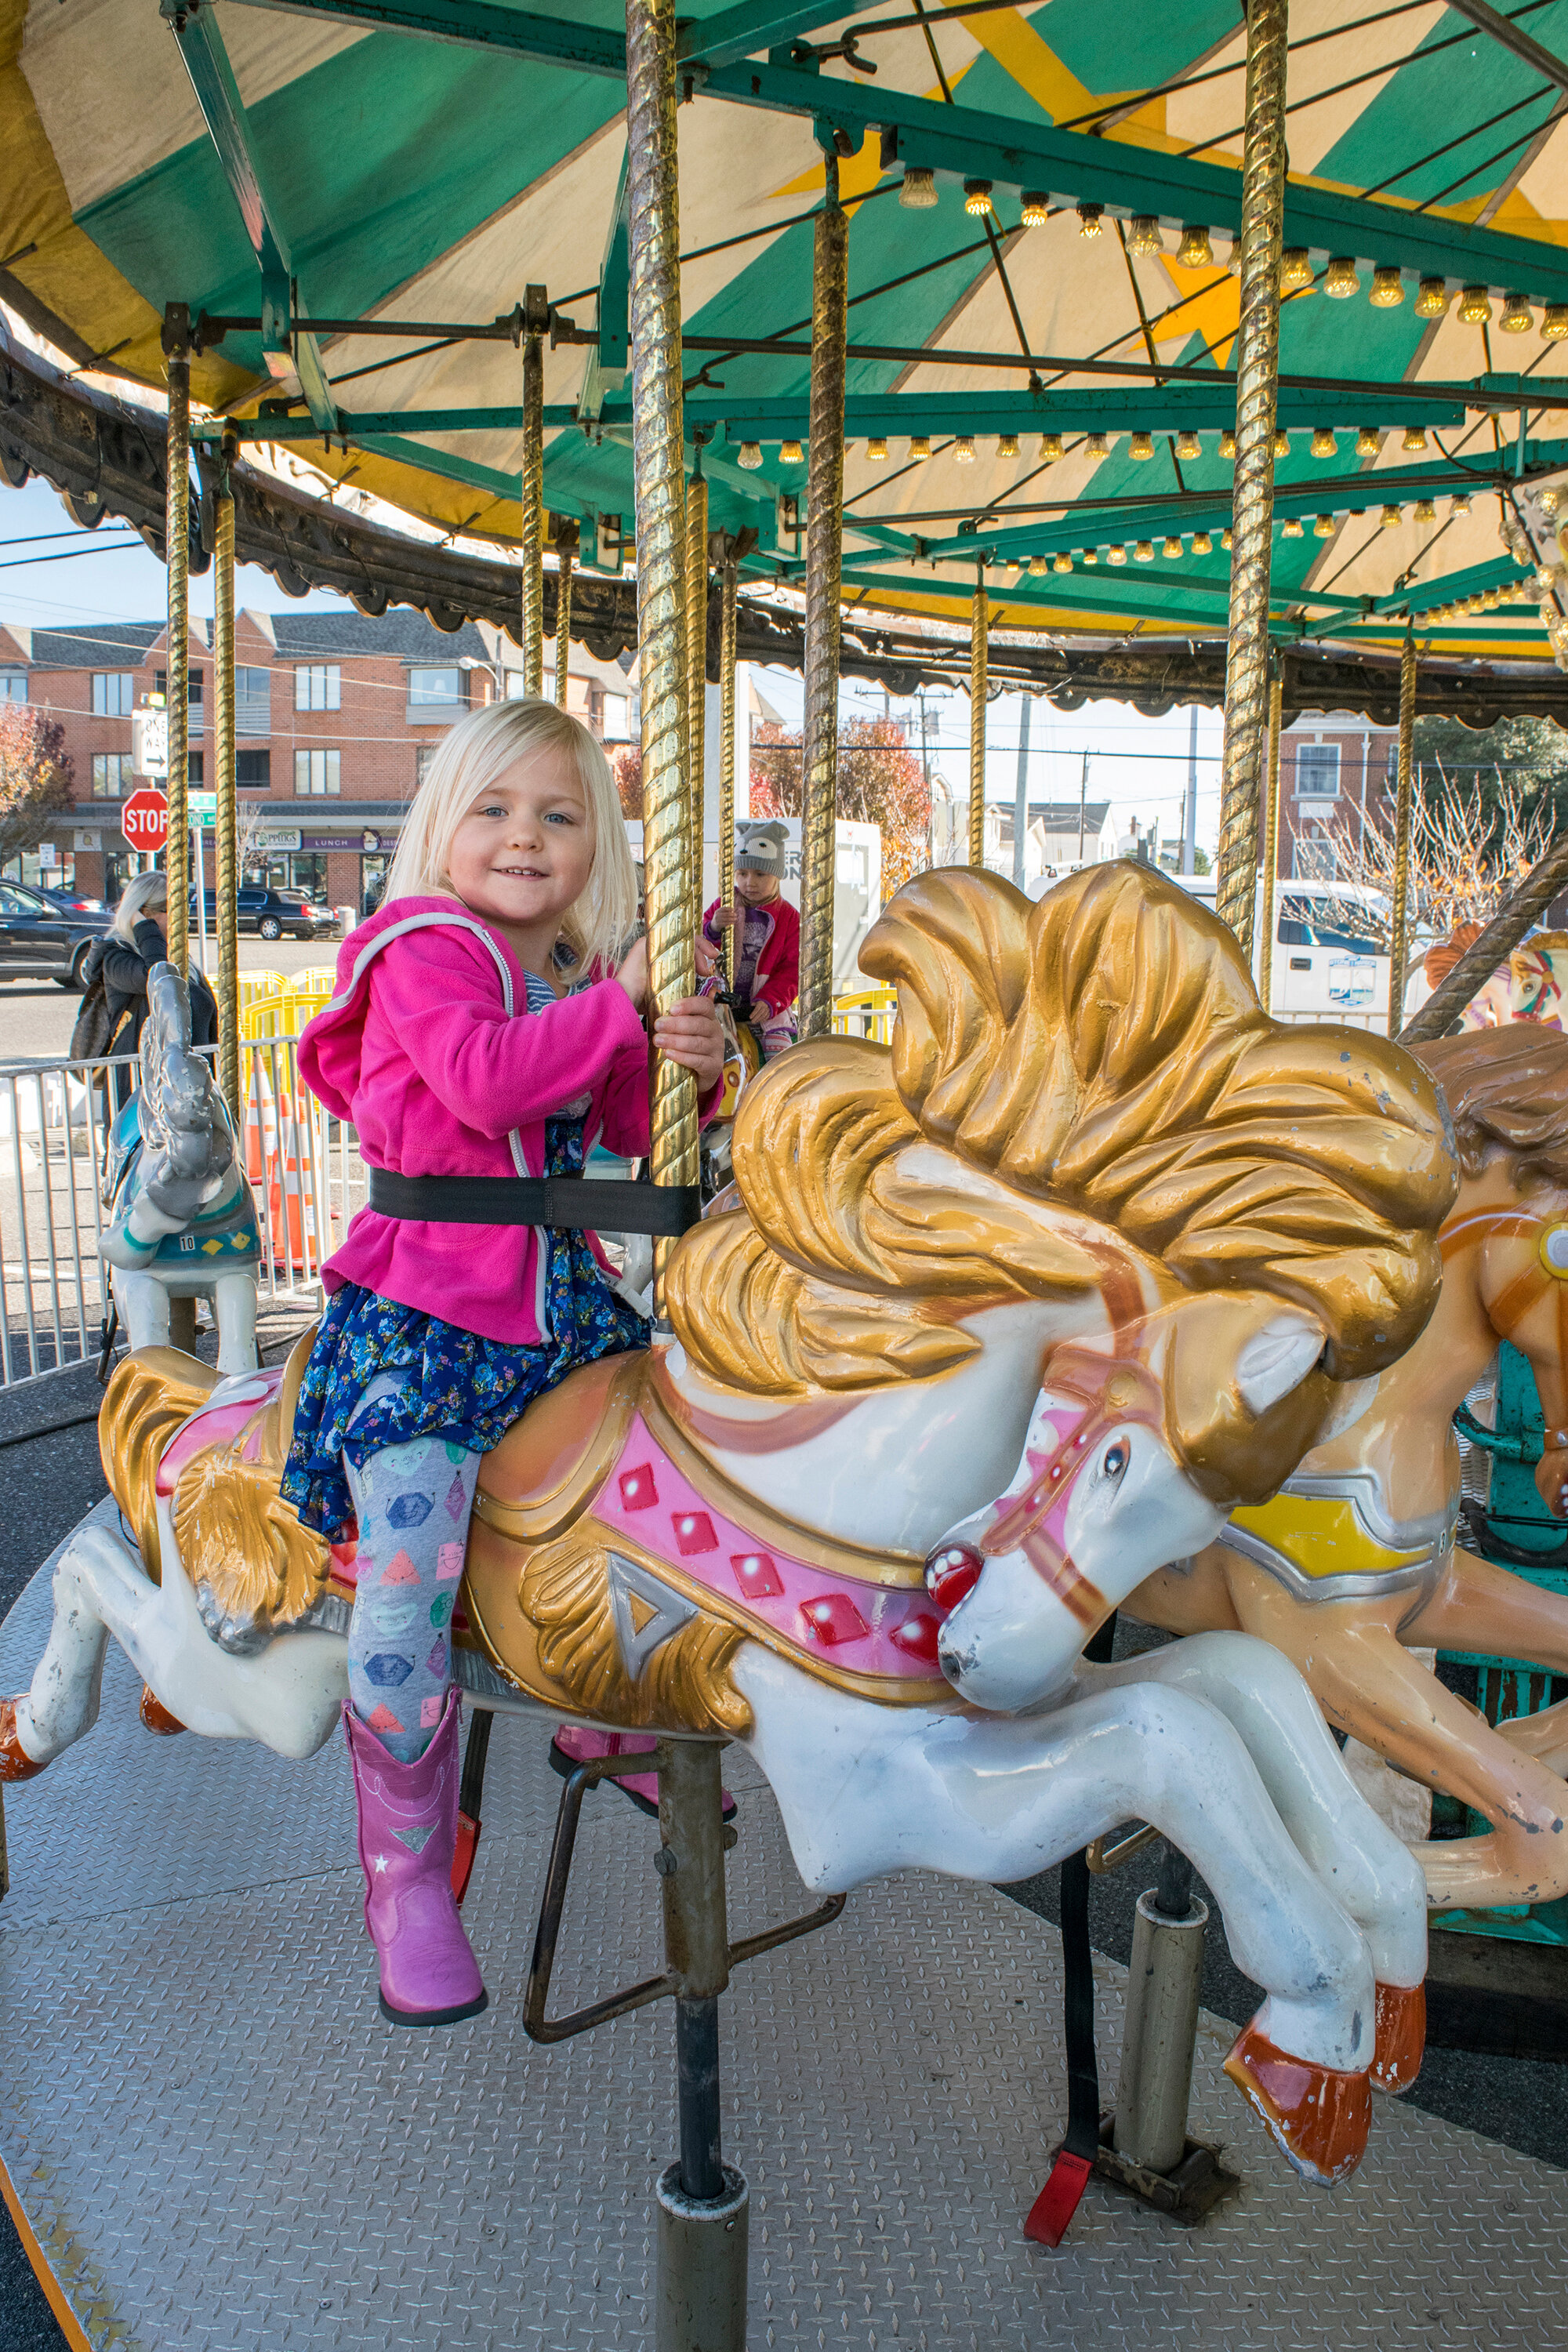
[655,2159,750,2352]
[1089,2116,1242,2227]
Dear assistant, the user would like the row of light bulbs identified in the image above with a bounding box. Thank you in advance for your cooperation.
[738,423,1446,468]
[996,492,1478,575]
[895,169,1566,328]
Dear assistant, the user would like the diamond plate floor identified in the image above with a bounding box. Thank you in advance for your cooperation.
[2,1512,1566,2352]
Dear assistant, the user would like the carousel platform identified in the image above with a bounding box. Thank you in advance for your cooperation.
[1,1507,1565,2352]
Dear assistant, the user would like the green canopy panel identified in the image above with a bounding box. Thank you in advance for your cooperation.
[8,0,1568,659]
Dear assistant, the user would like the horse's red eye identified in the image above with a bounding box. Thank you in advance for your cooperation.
[926,1541,983,1610]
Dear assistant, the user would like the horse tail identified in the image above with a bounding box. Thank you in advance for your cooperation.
[98,1349,220,1586]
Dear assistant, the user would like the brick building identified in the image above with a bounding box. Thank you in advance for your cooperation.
[1276,712,1402,882]
[0,610,637,913]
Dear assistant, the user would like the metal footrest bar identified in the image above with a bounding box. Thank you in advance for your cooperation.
[523,1751,846,2045]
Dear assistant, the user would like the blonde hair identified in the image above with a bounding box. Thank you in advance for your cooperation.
[111,867,169,942]
[381,698,637,973]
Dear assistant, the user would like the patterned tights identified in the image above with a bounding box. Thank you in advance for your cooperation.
[343,1413,480,1764]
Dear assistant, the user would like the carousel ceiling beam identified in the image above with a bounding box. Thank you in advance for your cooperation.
[163,2,337,430]
[676,0,848,70]
[223,0,629,73]
[1446,0,1568,91]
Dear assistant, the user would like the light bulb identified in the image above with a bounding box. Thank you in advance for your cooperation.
[1324,257,1359,299]
[1281,248,1314,292]
[1176,429,1201,460]
[997,433,1020,459]
[1544,304,1568,339]
[1312,426,1336,459]
[1192,529,1213,555]
[1086,432,1109,456]
[737,442,762,470]
[1541,488,1562,517]
[1020,191,1050,227]
[780,438,804,464]
[1083,547,1098,564]
[1381,504,1401,529]
[1053,551,1073,572]
[1501,291,1534,334]
[1134,539,1154,562]
[1130,430,1154,460]
[1077,203,1103,238]
[965,180,995,218]
[1282,516,1304,538]
[1162,534,1182,558]
[899,166,938,209]
[1029,555,1048,575]
[867,437,887,463]
[1402,426,1428,454]
[1176,224,1213,270]
[1128,217,1162,258]
[1219,427,1236,460]
[1370,266,1404,308]
[1314,514,1334,538]
[1109,543,1127,564]
[1274,428,1290,458]
[1356,425,1380,457]
[1414,497,1436,523]
[1450,492,1472,516]
[953,435,976,464]
[1458,285,1491,325]
[1040,433,1063,463]
[1416,278,1449,320]
[909,435,931,460]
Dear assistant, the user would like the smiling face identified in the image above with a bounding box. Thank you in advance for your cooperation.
[444,751,595,962]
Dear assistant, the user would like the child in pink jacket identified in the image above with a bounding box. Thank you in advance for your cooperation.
[287,699,722,2029]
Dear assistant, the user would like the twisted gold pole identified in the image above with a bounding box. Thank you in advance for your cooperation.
[718,556,738,989]
[685,466,709,911]
[554,539,573,708]
[520,331,545,696]
[1256,670,1283,1016]
[968,575,988,869]
[163,335,191,970]
[1214,0,1288,958]
[800,160,848,1040]
[1388,628,1417,1037]
[625,0,693,1305]
[213,435,240,1123]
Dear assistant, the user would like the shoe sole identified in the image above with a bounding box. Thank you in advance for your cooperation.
[548,1737,737,1822]
[378,1987,489,2029]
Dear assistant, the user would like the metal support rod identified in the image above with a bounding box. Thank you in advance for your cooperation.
[164,318,191,970]
[1214,0,1288,956]
[213,433,240,1123]
[969,573,988,869]
[718,558,738,988]
[686,467,710,913]
[1256,670,1282,1014]
[675,1997,724,2202]
[1011,690,1030,889]
[1388,627,1417,1037]
[521,330,546,696]
[554,540,573,707]
[626,0,695,1316]
[799,154,848,1040]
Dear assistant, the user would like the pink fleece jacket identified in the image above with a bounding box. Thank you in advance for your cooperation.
[298,898,653,1345]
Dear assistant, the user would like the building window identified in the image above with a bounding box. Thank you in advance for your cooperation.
[0,670,26,703]
[237,749,270,789]
[236,666,271,736]
[295,749,340,795]
[92,673,135,717]
[154,669,204,718]
[92,753,132,796]
[187,752,204,786]
[295,664,341,712]
[1295,743,1340,797]
[602,691,630,742]
[408,666,463,706]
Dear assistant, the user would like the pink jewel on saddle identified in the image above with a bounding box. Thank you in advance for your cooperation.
[619,1464,659,1511]
[925,1541,983,1610]
[731,1552,784,1598]
[799,1593,870,1646]
[673,1510,717,1555]
[889,1610,943,1664]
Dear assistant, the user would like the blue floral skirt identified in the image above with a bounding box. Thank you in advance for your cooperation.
[281,1123,649,1537]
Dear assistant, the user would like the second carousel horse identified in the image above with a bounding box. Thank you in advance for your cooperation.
[2,866,1454,2186]
[1132,1020,1568,1910]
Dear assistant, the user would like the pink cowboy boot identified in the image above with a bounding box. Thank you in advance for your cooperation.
[345,1688,488,2027]
[550,1725,736,1821]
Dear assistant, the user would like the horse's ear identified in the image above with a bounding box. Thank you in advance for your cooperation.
[1162,1290,1331,1508]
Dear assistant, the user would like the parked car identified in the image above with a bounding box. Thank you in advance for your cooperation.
[189,886,338,942]
[37,884,106,914]
[0,880,114,987]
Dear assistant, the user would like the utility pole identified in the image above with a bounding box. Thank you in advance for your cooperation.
[1183,706,1199,877]
[918,690,934,859]
[1013,694,1031,889]
[1077,750,1090,865]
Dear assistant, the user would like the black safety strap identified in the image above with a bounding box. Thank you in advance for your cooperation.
[366,1166,702,1236]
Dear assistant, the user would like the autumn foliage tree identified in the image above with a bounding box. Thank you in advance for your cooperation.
[749,715,931,895]
[0,705,74,867]
[612,743,643,819]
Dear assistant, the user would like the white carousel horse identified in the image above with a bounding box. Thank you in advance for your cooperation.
[4,866,1454,2189]
[98,964,260,1376]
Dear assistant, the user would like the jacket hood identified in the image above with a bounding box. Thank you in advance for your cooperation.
[298,896,522,1122]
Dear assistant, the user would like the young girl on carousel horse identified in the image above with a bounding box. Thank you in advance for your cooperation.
[699,817,800,1058]
[283,698,724,2028]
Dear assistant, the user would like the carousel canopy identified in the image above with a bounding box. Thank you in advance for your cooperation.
[7,0,1568,670]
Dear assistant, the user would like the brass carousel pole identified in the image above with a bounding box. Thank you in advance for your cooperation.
[718,555,738,988]
[1256,668,1283,1015]
[969,569,988,870]
[800,153,848,1039]
[685,458,709,911]
[1214,0,1288,958]
[1388,626,1417,1037]
[554,533,574,708]
[162,307,191,971]
[213,430,241,1124]
[520,302,546,697]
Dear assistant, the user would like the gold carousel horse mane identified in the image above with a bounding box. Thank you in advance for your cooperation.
[670,866,1455,1400]
[1415,1022,1568,1185]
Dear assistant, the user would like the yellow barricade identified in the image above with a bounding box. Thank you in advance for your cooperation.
[240,985,334,1043]
[832,986,898,1046]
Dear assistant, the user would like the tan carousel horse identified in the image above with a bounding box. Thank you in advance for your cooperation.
[3,866,1455,2183]
[1132,1020,1568,1910]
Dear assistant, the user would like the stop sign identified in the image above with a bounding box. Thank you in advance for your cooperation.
[121,789,169,855]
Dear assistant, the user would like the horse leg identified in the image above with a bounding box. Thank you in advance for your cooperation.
[212,1269,259,1376]
[113,1269,169,1355]
[1087,1631,1428,2091]
[1223,1556,1568,1910]
[5,1523,158,1768]
[1406,1545,1568,1772]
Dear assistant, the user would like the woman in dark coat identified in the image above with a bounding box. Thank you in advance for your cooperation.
[84,869,219,1110]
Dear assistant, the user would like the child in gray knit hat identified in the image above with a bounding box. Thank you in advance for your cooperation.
[701,818,800,1058]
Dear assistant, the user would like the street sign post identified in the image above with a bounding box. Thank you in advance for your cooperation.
[121,789,169,857]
